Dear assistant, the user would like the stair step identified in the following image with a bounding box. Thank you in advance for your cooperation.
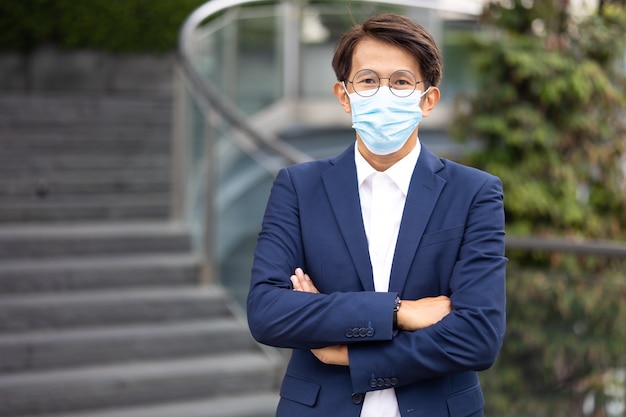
[19,393,279,417]
[0,133,170,152]
[0,193,169,203]
[0,222,190,259]
[0,178,170,197]
[0,155,170,172]
[0,353,279,416]
[0,169,169,181]
[0,286,231,332]
[0,201,169,223]
[0,253,201,294]
[0,94,172,126]
[0,318,260,373]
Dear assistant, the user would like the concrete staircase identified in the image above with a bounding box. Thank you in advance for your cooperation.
[0,93,281,416]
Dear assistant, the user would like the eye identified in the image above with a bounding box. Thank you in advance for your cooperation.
[393,79,411,86]
[352,70,380,87]
[390,71,417,89]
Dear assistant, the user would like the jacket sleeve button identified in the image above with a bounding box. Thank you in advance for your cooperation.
[366,327,374,337]
[351,393,364,404]
[369,378,378,388]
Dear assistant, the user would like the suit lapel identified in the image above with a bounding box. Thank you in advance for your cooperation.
[388,147,446,295]
[322,146,375,291]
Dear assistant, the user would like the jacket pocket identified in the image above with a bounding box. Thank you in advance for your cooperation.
[280,374,321,407]
[420,225,464,247]
[446,383,484,416]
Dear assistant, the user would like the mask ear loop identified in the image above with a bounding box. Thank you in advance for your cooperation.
[342,81,351,97]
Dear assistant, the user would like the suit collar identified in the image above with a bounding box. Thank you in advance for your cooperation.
[389,146,446,294]
[323,146,375,291]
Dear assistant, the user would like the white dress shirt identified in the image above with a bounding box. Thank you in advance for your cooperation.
[354,140,422,417]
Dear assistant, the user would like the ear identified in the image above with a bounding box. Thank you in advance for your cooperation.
[333,81,352,114]
[420,86,440,118]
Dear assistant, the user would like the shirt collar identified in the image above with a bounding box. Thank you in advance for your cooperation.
[355,139,422,196]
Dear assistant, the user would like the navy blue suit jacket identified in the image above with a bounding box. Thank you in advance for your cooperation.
[247,144,507,417]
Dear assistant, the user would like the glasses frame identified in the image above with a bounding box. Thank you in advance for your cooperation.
[345,69,427,98]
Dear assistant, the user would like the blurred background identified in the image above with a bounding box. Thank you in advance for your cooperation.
[0,0,624,416]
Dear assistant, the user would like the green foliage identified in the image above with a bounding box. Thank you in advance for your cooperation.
[451,0,626,415]
[481,258,626,416]
[0,0,207,53]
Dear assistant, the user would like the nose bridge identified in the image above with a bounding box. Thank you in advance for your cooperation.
[379,76,392,87]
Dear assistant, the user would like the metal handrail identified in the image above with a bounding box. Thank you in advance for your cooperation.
[178,0,312,167]
[506,235,626,257]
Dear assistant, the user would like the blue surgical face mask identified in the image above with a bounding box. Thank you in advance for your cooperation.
[345,85,430,155]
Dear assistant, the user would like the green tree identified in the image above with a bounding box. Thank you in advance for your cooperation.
[0,0,207,53]
[451,0,626,415]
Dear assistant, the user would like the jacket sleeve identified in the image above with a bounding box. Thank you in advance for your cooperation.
[347,175,507,393]
[247,167,397,350]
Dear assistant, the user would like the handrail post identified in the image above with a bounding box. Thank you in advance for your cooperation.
[282,0,300,101]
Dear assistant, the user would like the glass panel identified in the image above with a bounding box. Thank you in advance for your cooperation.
[189,5,284,115]
[179,78,210,253]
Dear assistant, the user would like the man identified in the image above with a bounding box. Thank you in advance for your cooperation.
[247,13,506,417]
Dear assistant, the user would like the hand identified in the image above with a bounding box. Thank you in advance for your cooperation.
[290,268,319,293]
[311,344,349,366]
[397,296,452,332]
[289,270,348,366]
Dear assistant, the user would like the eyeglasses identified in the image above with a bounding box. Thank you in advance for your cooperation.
[345,69,426,98]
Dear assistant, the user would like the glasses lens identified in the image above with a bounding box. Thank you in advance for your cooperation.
[389,70,417,97]
[352,70,379,97]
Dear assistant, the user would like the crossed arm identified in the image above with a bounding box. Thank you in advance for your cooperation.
[290,267,452,366]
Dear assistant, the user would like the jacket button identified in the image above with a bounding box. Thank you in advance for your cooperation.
[351,393,364,404]
[377,378,385,387]
[390,377,399,386]
[366,327,374,337]
[359,327,367,337]
[345,328,353,338]
[384,378,391,387]
[369,378,378,388]
[352,327,360,336]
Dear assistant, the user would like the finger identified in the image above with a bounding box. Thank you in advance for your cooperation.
[294,268,319,293]
[290,274,302,291]
[300,273,319,293]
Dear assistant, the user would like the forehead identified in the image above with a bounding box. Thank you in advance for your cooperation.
[350,37,421,78]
